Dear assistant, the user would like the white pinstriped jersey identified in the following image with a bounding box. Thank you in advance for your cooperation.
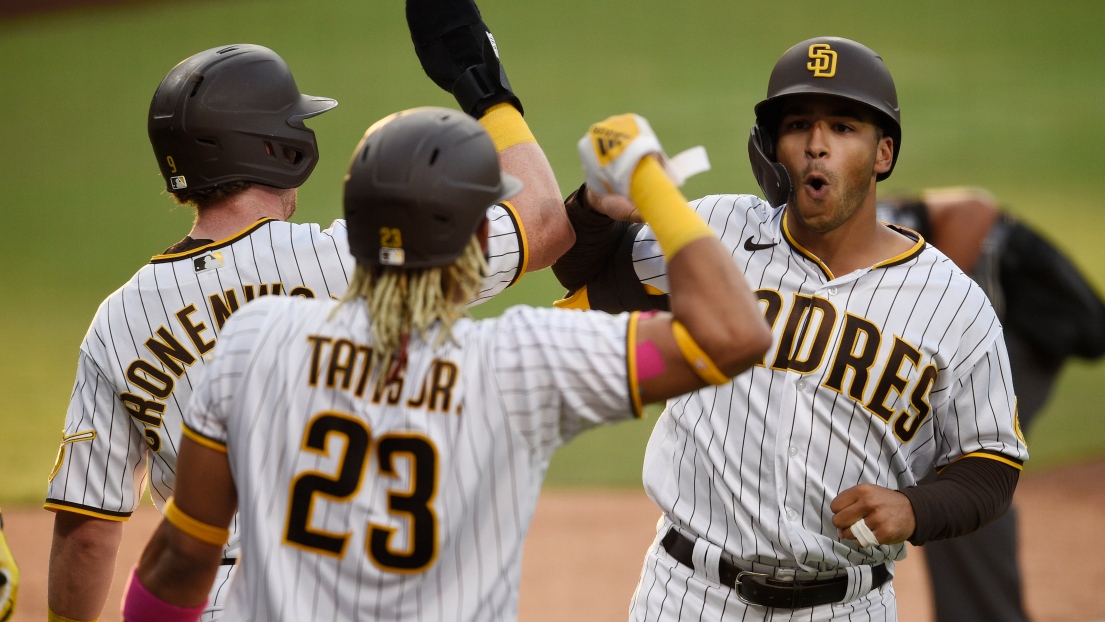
[629,194,1027,574]
[45,207,523,564]
[182,295,638,622]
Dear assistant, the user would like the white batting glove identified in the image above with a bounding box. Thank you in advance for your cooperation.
[577,113,710,197]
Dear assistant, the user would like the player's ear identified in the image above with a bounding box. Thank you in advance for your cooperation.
[873,135,894,176]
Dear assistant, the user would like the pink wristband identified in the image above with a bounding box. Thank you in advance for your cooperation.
[122,566,206,622]
[635,340,666,382]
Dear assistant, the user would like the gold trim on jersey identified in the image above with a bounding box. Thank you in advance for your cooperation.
[781,214,928,278]
[164,497,231,546]
[554,287,591,310]
[626,312,645,418]
[149,218,277,263]
[780,214,834,280]
[872,224,926,269]
[181,423,228,454]
[499,201,528,286]
[49,430,97,482]
[43,500,130,522]
[1013,399,1027,446]
[941,451,1024,472]
[642,284,666,296]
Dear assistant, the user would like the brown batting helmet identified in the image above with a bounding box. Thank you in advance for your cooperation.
[148,44,337,195]
[748,37,901,207]
[343,107,522,269]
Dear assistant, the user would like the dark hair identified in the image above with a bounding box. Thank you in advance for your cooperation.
[172,181,252,210]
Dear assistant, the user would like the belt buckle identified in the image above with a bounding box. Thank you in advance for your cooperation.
[734,570,771,605]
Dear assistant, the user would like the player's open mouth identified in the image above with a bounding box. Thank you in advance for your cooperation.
[803,173,830,200]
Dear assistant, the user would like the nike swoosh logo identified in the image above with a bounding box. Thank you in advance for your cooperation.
[744,236,778,251]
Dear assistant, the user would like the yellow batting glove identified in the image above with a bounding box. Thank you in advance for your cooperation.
[577,113,710,197]
[0,512,19,622]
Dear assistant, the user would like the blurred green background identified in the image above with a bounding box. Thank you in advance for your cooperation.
[1,0,1103,505]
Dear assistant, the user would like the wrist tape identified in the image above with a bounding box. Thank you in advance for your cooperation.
[163,498,229,547]
[671,320,729,385]
[629,157,715,260]
[479,102,535,152]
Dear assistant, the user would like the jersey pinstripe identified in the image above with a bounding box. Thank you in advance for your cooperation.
[183,295,638,622]
[45,205,524,617]
[621,194,1026,620]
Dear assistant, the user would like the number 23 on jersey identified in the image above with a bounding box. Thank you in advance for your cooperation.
[283,411,438,573]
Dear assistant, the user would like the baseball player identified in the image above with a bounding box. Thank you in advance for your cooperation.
[45,31,568,621]
[877,188,1105,622]
[0,511,17,622]
[118,106,771,622]
[552,37,1028,619]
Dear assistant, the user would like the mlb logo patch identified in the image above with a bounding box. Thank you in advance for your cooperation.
[170,176,188,190]
[194,251,224,273]
[379,247,405,266]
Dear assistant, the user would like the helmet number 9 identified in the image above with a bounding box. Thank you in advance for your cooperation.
[166,156,177,174]
[379,227,402,248]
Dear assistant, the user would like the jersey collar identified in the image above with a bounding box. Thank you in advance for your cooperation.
[780,211,926,281]
[149,218,277,264]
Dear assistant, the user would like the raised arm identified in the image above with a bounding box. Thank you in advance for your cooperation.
[577,114,772,403]
[407,0,571,271]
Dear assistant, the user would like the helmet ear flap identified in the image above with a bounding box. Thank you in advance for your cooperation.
[748,126,791,208]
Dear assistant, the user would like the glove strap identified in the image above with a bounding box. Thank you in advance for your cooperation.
[451,37,523,118]
[666,146,711,186]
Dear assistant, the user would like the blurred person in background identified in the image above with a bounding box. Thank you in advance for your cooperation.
[877,187,1105,622]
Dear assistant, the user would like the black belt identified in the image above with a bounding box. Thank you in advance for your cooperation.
[660,528,890,609]
[220,557,238,566]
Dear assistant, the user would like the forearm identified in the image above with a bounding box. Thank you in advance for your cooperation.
[631,157,768,374]
[496,140,572,270]
[900,456,1019,545]
[129,439,237,612]
[135,521,222,608]
[49,512,123,620]
[407,3,571,272]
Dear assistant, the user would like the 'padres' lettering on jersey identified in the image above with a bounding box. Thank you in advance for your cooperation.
[625,195,1026,573]
[183,296,637,621]
[46,205,525,561]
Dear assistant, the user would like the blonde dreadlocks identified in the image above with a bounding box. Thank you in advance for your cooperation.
[339,234,488,387]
